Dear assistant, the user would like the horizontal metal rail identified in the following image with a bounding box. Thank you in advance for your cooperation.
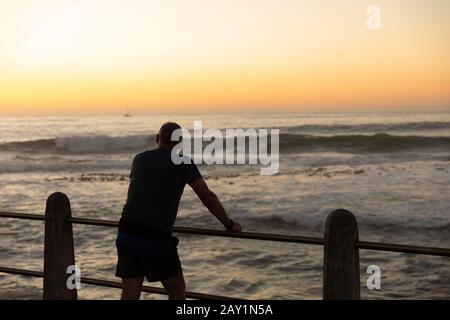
[0,211,324,245]
[1,211,449,257]
[69,216,325,245]
[356,241,450,257]
[0,266,239,300]
[0,211,45,221]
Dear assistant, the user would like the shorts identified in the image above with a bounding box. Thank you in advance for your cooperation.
[115,231,182,282]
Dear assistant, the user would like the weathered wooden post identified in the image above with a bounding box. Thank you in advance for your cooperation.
[323,209,360,300]
[43,192,77,300]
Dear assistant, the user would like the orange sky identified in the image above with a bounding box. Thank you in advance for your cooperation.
[0,0,449,115]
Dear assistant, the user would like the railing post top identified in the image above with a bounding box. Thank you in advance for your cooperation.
[46,192,70,203]
[323,208,360,300]
[45,192,71,218]
[325,209,358,231]
[43,192,76,300]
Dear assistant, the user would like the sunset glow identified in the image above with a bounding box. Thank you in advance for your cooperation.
[0,0,449,115]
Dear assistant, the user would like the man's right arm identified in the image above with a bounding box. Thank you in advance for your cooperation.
[188,178,242,232]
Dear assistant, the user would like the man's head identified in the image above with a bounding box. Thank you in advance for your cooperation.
[157,122,182,149]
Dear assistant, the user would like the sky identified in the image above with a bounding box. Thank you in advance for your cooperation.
[0,0,449,115]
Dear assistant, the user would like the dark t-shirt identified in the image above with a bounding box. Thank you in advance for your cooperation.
[121,148,202,233]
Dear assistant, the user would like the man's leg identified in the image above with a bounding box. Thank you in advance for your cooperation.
[161,272,186,300]
[121,277,144,300]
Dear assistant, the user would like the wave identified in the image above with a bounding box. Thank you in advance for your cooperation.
[0,134,155,153]
[283,121,450,134]
[279,133,450,153]
[244,214,450,233]
[1,132,450,154]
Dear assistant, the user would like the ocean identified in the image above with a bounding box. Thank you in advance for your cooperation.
[0,112,449,299]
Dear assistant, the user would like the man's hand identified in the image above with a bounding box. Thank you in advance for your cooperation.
[226,220,242,233]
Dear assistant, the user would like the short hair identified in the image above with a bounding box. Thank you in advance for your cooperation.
[159,122,182,146]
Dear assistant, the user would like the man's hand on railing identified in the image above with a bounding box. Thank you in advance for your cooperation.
[225,219,242,233]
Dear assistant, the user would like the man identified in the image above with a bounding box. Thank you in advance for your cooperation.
[116,122,242,300]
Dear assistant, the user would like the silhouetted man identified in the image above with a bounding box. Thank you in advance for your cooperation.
[115,122,242,300]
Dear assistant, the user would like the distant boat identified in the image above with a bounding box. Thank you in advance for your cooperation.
[123,106,132,117]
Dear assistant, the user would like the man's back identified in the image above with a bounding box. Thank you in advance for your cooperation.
[116,122,241,300]
[122,148,201,232]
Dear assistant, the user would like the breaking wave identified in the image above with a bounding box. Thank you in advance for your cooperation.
[2,132,449,154]
[0,134,155,153]
[279,133,450,153]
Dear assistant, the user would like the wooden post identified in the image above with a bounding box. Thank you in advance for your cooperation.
[43,192,77,300]
[323,209,360,300]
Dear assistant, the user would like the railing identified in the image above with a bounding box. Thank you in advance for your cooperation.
[0,192,449,300]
